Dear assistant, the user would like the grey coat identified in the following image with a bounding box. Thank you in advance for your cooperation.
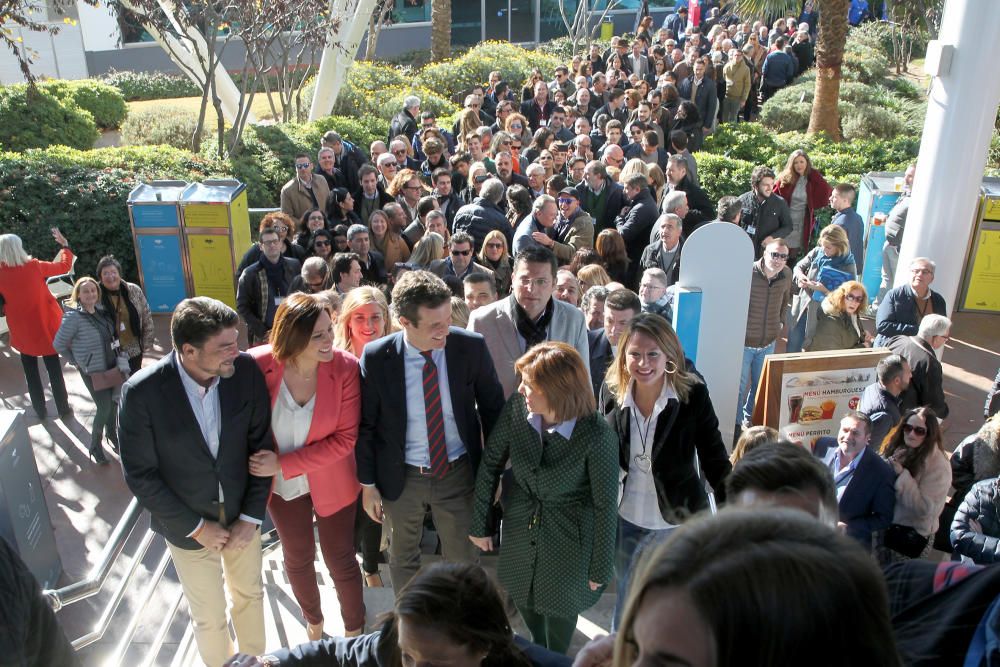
[53,307,116,373]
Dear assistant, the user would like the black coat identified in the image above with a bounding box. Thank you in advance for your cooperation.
[519,99,555,132]
[600,381,731,523]
[119,352,273,549]
[588,328,613,399]
[887,335,949,419]
[335,141,367,194]
[615,188,660,287]
[388,109,418,143]
[671,174,715,223]
[738,191,794,259]
[583,181,626,234]
[356,329,505,501]
[452,197,512,252]
[873,285,947,348]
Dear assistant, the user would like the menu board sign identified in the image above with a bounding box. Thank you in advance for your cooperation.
[778,367,875,450]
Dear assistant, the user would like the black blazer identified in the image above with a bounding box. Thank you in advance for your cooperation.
[815,439,896,547]
[519,99,555,132]
[118,351,273,550]
[356,328,505,501]
[601,381,731,523]
[588,328,613,399]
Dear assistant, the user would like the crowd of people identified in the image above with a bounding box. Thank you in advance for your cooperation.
[3,4,1000,667]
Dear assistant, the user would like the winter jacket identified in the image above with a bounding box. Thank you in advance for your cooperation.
[551,209,595,264]
[236,257,302,346]
[761,49,796,87]
[388,108,418,144]
[744,259,792,348]
[790,246,857,348]
[53,306,116,374]
[452,197,512,252]
[893,448,951,538]
[951,478,1000,564]
[738,191,794,258]
[887,335,950,420]
[280,176,331,222]
[858,383,902,451]
[773,169,833,249]
[723,57,752,103]
[807,299,866,352]
[100,280,155,361]
[0,247,74,356]
[874,284,948,348]
[615,188,660,286]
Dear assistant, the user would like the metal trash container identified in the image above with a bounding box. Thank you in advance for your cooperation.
[179,180,252,308]
[127,180,190,313]
[958,178,1000,313]
[0,410,61,589]
[856,172,904,302]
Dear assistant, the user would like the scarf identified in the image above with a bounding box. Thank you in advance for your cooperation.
[513,295,555,351]
[261,255,288,296]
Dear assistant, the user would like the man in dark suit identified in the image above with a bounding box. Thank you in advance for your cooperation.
[346,224,388,286]
[887,315,951,419]
[428,231,496,283]
[676,59,717,150]
[587,289,641,398]
[356,271,505,592]
[520,81,555,132]
[119,297,272,667]
[814,412,895,550]
[615,173,660,288]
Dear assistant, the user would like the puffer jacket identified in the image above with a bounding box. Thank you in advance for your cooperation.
[53,306,116,373]
[452,197,512,252]
[744,259,792,348]
[935,428,1000,552]
[951,478,1000,564]
[807,298,866,352]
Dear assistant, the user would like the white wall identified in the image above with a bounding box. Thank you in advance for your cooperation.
[0,21,88,83]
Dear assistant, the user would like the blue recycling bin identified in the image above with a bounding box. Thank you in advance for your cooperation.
[856,172,904,302]
[128,181,190,313]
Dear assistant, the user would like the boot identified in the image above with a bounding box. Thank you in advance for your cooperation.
[90,445,109,466]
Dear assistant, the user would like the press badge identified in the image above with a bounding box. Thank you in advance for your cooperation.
[745,225,756,237]
[275,296,286,306]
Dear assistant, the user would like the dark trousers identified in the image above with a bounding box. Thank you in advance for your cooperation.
[517,604,577,654]
[354,496,383,575]
[383,456,478,592]
[267,493,365,630]
[79,373,118,450]
[20,353,70,417]
[128,354,143,375]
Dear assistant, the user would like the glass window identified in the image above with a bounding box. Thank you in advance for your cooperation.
[394,0,431,24]
[452,2,482,46]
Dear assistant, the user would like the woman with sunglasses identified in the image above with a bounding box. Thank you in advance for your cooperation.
[807,280,873,352]
[878,407,950,563]
[238,213,306,273]
[307,229,335,262]
[477,230,514,296]
[504,112,532,146]
[523,128,555,165]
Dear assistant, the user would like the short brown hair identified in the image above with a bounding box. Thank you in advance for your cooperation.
[515,342,596,421]
[269,292,329,362]
[391,270,452,326]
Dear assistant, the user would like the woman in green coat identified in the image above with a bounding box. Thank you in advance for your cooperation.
[469,342,618,654]
[807,280,873,352]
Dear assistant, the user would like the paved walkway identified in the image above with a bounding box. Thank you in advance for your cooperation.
[1,309,996,664]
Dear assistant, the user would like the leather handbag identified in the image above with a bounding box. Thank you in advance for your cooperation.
[883,523,928,558]
[90,367,126,391]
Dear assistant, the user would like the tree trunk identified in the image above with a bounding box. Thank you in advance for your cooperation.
[431,0,451,61]
[807,0,850,140]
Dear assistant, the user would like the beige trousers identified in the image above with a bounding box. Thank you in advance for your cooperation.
[167,531,265,667]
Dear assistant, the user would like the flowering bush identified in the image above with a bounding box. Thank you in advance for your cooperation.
[416,41,563,101]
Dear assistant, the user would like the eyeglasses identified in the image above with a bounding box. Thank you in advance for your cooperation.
[911,268,934,275]
[451,249,472,257]
[769,252,788,260]
[392,149,407,155]
[404,184,422,191]
[272,225,288,233]
[510,123,523,129]
[902,424,928,437]
[845,294,865,303]
[295,163,311,169]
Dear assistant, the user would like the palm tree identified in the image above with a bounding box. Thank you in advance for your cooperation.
[431,0,451,61]
[733,0,851,140]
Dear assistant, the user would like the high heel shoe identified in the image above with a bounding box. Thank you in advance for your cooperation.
[90,446,109,465]
[306,622,324,641]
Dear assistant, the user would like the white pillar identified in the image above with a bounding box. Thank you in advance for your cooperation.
[309,0,379,121]
[897,0,1000,316]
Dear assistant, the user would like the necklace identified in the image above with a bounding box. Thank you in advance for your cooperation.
[631,407,655,473]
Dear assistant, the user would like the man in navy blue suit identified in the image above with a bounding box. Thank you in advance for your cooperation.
[355,270,505,592]
[814,411,895,550]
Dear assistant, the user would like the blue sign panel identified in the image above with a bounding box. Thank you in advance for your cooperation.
[132,203,181,229]
[857,181,901,302]
[136,234,187,312]
[673,287,703,365]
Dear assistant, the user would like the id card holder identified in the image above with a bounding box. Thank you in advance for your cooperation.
[746,225,757,237]
[111,339,121,350]
[274,296,286,306]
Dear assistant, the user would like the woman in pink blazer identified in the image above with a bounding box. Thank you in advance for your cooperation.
[249,293,365,640]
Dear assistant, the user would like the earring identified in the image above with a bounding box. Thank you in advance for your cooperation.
[665,359,678,374]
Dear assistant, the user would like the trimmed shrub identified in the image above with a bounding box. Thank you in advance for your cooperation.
[0,145,223,281]
[842,106,906,141]
[415,41,563,102]
[331,61,408,115]
[294,115,389,155]
[842,39,889,85]
[758,96,813,134]
[0,85,98,152]
[121,105,208,150]
[692,152,755,203]
[102,69,201,101]
[42,80,128,130]
[702,123,782,165]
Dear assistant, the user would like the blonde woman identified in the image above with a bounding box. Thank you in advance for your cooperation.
[368,209,411,270]
[477,230,514,296]
[333,287,394,587]
[618,158,650,187]
[808,280,872,352]
[456,109,482,149]
[577,264,612,294]
[601,313,731,626]
[504,112,531,145]
[409,231,446,269]
[788,224,857,352]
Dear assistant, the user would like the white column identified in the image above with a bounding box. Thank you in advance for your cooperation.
[309,0,379,121]
[897,0,1000,315]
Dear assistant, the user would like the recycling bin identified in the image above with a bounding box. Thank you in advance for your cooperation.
[128,180,190,313]
[856,172,904,303]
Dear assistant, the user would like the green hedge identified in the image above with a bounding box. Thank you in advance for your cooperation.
[0,85,99,152]
[415,41,563,102]
[121,105,209,149]
[41,80,129,130]
[102,69,202,101]
[0,146,224,281]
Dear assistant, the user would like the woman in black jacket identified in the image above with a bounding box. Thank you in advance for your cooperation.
[293,208,329,255]
[600,313,731,629]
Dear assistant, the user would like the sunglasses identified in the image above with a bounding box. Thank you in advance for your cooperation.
[902,424,927,437]
[272,225,289,232]
[845,294,865,303]
[295,163,311,169]
[451,249,472,256]
[485,242,503,249]
[314,240,331,247]
[557,197,575,204]
[769,252,788,260]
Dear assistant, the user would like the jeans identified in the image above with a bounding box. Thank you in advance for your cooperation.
[721,98,742,124]
[785,309,808,353]
[613,516,674,630]
[19,353,70,417]
[876,243,899,306]
[268,493,365,630]
[79,373,118,450]
[738,341,776,426]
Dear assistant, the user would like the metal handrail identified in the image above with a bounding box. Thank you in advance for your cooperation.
[44,497,144,612]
